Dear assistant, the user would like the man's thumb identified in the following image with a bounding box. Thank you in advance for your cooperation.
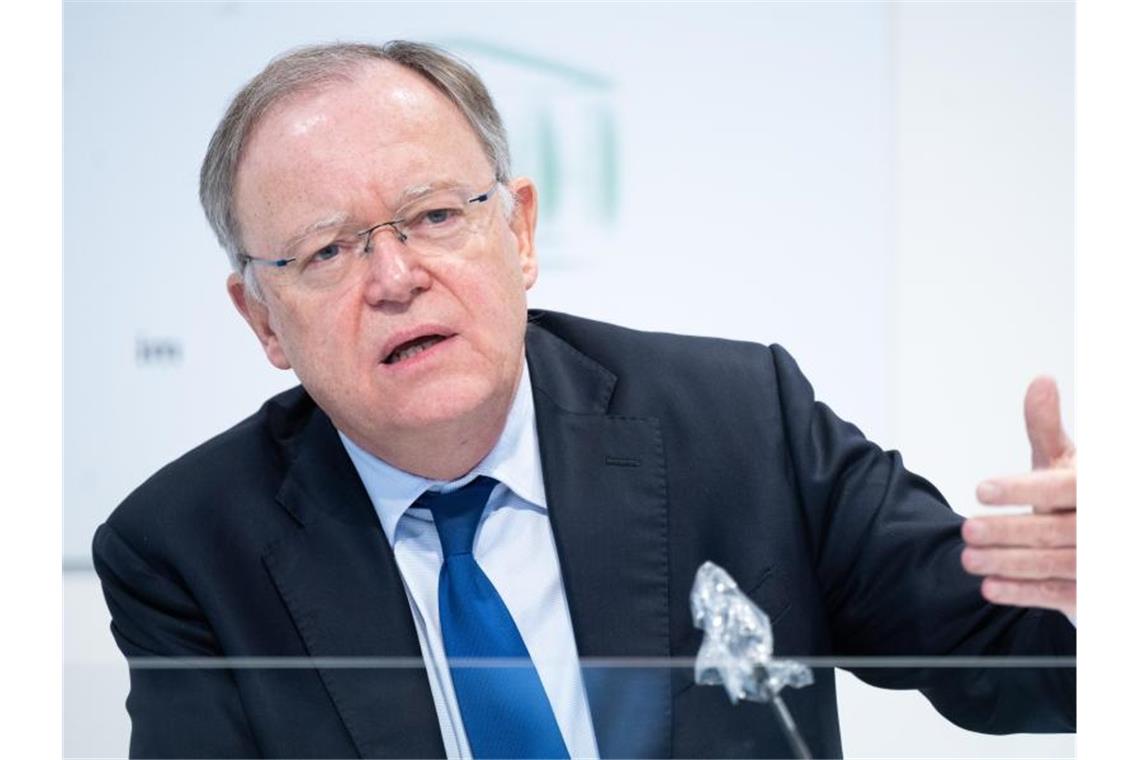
[1025,375,1069,468]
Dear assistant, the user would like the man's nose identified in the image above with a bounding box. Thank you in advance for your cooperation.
[361,230,431,307]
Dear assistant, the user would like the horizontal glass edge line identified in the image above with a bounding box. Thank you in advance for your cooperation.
[122,656,1077,670]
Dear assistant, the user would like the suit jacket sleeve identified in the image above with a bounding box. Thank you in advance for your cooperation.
[769,344,1075,733]
[92,521,262,758]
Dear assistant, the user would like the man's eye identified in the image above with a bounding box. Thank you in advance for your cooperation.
[417,207,460,226]
[310,244,342,264]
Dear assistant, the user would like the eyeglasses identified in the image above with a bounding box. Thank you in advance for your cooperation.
[240,180,502,292]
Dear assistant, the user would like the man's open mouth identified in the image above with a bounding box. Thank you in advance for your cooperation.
[382,334,449,365]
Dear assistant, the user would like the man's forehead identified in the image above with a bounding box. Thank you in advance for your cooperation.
[233,59,491,251]
[254,60,457,145]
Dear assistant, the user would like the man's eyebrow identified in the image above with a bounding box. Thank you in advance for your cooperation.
[280,212,351,253]
[277,181,469,252]
[391,180,466,208]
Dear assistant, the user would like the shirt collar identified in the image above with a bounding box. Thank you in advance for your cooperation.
[338,359,547,546]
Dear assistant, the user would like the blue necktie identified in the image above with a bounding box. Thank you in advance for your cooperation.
[417,476,570,759]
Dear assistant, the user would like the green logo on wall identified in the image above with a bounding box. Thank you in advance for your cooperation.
[444,39,620,265]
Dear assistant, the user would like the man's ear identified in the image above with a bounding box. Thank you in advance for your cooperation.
[506,178,539,290]
[226,272,291,370]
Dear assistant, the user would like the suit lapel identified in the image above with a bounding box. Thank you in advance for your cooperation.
[262,408,445,759]
[526,324,673,759]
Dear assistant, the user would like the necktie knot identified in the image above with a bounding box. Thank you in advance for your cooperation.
[416,475,498,557]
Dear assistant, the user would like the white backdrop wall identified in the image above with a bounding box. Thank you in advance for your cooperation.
[63,2,1074,757]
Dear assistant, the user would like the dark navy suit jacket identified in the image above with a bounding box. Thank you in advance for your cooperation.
[93,310,1076,758]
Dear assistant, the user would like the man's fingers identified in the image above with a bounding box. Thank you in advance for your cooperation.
[976,469,1075,511]
[962,511,1075,547]
[1024,376,1071,469]
[961,547,1076,580]
[980,577,1076,618]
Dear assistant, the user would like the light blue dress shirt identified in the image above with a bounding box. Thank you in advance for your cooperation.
[339,361,600,759]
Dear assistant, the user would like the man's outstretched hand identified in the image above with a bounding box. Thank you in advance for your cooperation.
[961,377,1076,619]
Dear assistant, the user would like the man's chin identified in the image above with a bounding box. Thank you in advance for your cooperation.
[365,375,506,432]
[388,387,497,431]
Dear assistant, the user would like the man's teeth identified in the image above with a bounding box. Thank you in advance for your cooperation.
[387,335,445,364]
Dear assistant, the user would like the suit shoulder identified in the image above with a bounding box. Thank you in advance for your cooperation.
[100,385,312,544]
[528,309,799,381]
[527,310,811,411]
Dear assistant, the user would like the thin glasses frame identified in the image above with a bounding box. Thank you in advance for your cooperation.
[238,180,501,273]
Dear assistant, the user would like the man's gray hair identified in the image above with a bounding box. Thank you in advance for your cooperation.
[199,40,513,284]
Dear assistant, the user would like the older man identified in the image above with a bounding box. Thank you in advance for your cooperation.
[93,41,1076,759]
